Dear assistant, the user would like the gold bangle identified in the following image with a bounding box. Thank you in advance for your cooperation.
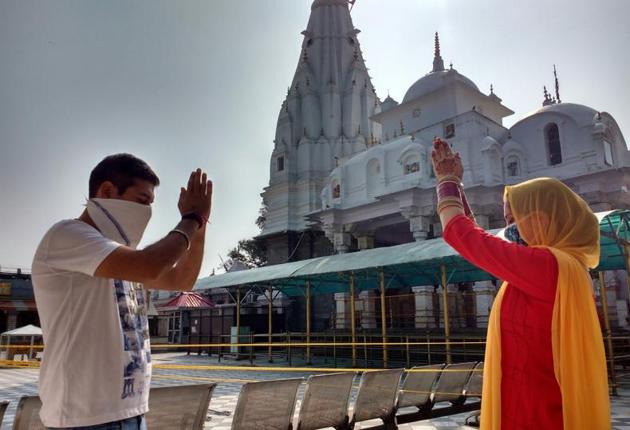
[438,180,461,186]
[437,196,463,205]
[438,175,463,185]
[438,200,463,209]
[438,201,464,213]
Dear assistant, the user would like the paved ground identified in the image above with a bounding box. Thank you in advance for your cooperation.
[1,353,629,429]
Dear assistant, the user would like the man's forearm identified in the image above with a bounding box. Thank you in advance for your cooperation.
[94,219,199,282]
[145,226,206,291]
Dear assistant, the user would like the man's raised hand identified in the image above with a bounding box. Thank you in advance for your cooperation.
[178,168,213,221]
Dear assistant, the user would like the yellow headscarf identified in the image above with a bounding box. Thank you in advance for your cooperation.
[481,177,611,430]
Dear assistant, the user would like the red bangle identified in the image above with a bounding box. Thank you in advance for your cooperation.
[437,181,461,200]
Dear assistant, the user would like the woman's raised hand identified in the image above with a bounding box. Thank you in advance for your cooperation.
[431,137,463,182]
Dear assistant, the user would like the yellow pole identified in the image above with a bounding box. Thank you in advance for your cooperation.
[350,272,357,368]
[379,269,388,368]
[236,288,241,355]
[598,271,617,394]
[441,265,452,364]
[268,286,273,363]
[236,288,241,332]
[306,281,312,365]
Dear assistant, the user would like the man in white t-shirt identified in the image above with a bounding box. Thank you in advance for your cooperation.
[32,154,212,429]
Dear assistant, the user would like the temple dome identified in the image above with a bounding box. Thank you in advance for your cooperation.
[514,102,599,128]
[380,95,399,112]
[403,69,479,103]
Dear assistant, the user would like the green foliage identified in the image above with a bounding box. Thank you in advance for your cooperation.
[226,237,267,268]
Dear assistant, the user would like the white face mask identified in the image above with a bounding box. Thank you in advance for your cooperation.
[86,198,152,249]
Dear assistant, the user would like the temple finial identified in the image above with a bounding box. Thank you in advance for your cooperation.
[553,64,561,103]
[434,32,441,57]
[543,86,554,106]
[433,32,445,72]
[490,84,494,94]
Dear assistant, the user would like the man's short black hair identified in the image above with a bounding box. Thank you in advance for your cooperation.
[89,154,160,198]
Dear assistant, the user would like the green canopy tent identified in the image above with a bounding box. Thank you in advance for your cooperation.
[195,210,630,366]
[195,210,630,294]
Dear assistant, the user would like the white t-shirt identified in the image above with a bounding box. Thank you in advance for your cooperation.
[32,219,152,427]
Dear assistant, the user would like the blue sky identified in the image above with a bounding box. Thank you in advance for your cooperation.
[1,0,628,276]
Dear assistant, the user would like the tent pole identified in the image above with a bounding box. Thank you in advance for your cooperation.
[306,281,312,365]
[236,288,241,355]
[236,288,241,330]
[379,269,388,368]
[441,265,452,364]
[350,272,357,368]
[179,311,183,345]
[268,285,273,363]
[598,271,618,395]
[625,245,630,310]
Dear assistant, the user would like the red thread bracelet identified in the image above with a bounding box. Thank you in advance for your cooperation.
[182,212,206,229]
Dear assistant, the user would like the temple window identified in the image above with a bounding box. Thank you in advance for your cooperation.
[404,162,420,174]
[402,154,421,175]
[277,156,285,172]
[444,123,455,138]
[332,182,341,199]
[545,123,562,165]
[604,141,613,166]
[506,157,520,177]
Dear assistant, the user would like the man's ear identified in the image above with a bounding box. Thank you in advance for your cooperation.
[95,181,119,199]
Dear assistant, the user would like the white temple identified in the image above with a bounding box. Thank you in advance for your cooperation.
[258,0,630,330]
[259,0,381,263]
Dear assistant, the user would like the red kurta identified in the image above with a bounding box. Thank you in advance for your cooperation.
[443,215,563,430]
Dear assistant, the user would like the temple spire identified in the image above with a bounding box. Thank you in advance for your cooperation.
[432,32,445,72]
[553,64,561,103]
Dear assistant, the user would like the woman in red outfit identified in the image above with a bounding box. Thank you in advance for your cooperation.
[431,138,610,430]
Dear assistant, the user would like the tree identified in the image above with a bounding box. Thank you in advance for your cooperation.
[255,203,268,230]
[226,238,267,268]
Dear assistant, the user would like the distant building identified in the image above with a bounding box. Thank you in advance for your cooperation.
[0,268,39,333]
